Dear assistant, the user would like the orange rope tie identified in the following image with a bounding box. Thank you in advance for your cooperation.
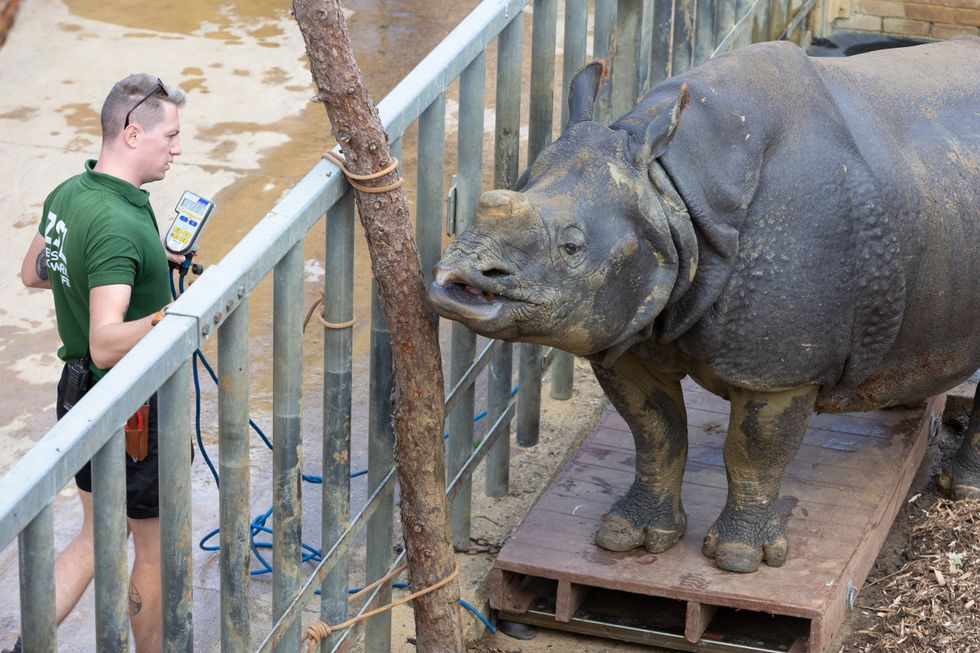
[301,560,460,653]
[303,289,356,332]
[322,149,404,193]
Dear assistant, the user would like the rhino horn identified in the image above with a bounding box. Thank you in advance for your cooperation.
[477,189,532,220]
[633,83,690,165]
[567,61,605,126]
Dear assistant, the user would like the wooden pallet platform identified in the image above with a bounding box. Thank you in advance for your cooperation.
[491,382,944,652]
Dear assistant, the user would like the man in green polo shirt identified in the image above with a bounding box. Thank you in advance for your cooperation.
[19,74,187,653]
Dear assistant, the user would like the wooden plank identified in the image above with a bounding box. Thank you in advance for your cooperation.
[488,568,537,614]
[811,393,945,653]
[684,600,717,643]
[555,580,590,622]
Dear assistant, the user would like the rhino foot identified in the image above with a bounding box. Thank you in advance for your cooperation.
[595,483,687,554]
[940,438,980,499]
[702,502,788,573]
[937,471,980,500]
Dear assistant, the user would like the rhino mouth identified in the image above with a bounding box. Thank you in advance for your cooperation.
[428,269,523,326]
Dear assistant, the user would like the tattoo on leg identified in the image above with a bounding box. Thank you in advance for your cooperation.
[35,253,48,281]
[129,579,143,616]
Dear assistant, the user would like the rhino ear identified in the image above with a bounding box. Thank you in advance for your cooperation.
[634,83,690,165]
[567,62,604,126]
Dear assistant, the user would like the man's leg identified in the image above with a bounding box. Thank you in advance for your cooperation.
[54,489,95,624]
[127,516,162,653]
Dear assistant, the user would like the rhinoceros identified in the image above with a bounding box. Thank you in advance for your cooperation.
[428,37,980,573]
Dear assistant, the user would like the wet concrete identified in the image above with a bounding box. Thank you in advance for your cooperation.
[0,0,484,649]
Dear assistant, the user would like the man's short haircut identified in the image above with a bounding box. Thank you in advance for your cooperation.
[101,74,186,141]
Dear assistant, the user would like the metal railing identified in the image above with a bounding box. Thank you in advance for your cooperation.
[0,1,826,651]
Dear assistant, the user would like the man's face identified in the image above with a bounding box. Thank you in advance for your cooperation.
[137,101,182,184]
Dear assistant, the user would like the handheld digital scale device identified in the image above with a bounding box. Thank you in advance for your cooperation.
[165,190,215,255]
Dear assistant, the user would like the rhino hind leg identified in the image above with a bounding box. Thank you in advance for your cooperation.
[941,384,980,499]
[704,385,818,573]
[590,357,689,555]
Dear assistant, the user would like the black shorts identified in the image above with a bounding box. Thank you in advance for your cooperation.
[57,363,160,520]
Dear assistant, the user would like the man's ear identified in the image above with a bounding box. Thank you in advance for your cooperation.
[633,83,689,165]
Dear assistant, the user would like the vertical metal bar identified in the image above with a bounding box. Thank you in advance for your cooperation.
[449,51,485,551]
[753,0,772,43]
[321,190,354,652]
[672,0,696,75]
[549,0,587,402]
[518,0,557,449]
[769,0,789,41]
[694,0,718,65]
[159,361,194,653]
[18,503,56,653]
[365,280,394,651]
[416,95,446,289]
[486,10,523,498]
[592,0,616,125]
[715,0,736,51]
[92,429,129,653]
[735,0,754,48]
[650,0,674,88]
[364,139,401,653]
[219,299,250,652]
[612,0,642,118]
[528,0,557,162]
[272,242,303,653]
[638,0,655,92]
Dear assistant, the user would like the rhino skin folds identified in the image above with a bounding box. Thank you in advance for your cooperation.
[429,37,980,573]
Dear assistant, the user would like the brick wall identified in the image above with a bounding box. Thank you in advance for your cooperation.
[0,0,20,48]
[828,0,980,39]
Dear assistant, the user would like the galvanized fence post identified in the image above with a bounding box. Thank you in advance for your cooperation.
[592,0,616,123]
[694,0,718,66]
[18,503,56,653]
[715,0,736,51]
[159,360,194,653]
[549,0,588,403]
[672,0,696,76]
[449,50,486,550]
[486,9,524,498]
[612,0,642,120]
[518,0,557,448]
[272,241,304,653]
[321,189,355,652]
[649,0,673,92]
[364,139,402,653]
[417,97,446,288]
[91,429,130,653]
[218,299,251,652]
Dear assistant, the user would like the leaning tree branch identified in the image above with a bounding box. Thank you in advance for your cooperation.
[292,1,463,651]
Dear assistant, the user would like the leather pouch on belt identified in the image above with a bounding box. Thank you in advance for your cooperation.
[124,403,151,462]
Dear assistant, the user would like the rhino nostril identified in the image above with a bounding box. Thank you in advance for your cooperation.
[481,268,510,278]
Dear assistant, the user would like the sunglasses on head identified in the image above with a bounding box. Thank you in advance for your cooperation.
[124,78,167,128]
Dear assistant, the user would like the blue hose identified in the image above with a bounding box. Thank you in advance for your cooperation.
[173,269,498,630]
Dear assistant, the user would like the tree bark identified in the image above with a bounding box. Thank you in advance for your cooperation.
[292,1,463,651]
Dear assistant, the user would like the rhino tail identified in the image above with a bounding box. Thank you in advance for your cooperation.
[633,83,690,165]
[567,61,605,125]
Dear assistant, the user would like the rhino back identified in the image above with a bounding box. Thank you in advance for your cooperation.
[614,39,980,401]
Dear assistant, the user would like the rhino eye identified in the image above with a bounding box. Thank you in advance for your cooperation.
[558,225,586,268]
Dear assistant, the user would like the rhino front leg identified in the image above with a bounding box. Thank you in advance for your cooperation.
[942,384,980,499]
[703,385,818,573]
[591,355,688,554]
